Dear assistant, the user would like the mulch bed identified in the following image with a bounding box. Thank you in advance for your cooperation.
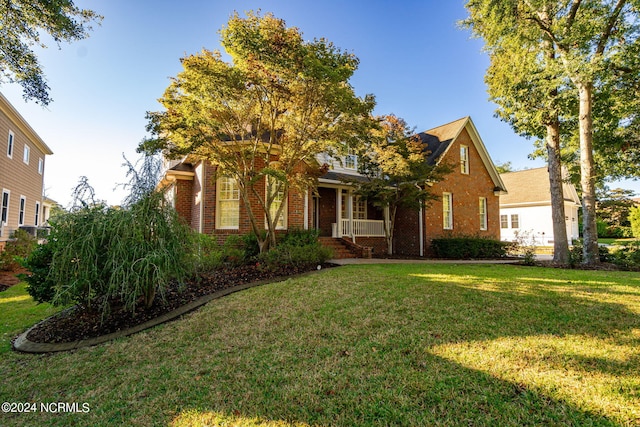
[25,263,336,345]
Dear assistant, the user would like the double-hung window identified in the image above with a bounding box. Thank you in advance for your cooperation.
[344,149,357,170]
[460,145,469,174]
[19,196,26,226]
[479,197,487,230]
[442,192,453,230]
[511,214,520,229]
[35,201,40,226]
[23,145,30,165]
[1,190,9,225]
[216,177,239,229]
[500,214,508,229]
[7,131,14,158]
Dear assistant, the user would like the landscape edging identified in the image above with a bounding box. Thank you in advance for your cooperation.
[13,270,320,354]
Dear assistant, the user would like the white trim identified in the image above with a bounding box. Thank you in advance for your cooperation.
[216,176,240,230]
[35,201,40,226]
[23,144,30,165]
[18,195,26,226]
[479,197,487,230]
[1,189,10,226]
[38,158,44,175]
[460,144,469,174]
[443,192,453,230]
[7,130,14,158]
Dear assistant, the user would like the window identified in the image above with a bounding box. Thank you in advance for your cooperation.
[1,190,9,225]
[344,149,357,170]
[443,192,453,230]
[216,177,239,229]
[500,214,508,229]
[479,197,487,230]
[511,214,520,229]
[342,194,367,220]
[35,201,40,226]
[38,158,44,175]
[7,131,14,158]
[23,144,30,165]
[460,145,469,174]
[266,176,287,230]
[19,196,26,226]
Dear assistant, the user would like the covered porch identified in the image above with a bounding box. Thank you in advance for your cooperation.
[312,185,388,242]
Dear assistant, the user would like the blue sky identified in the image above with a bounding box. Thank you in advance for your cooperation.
[2,0,638,206]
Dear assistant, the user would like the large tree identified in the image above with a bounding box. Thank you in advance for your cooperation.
[347,115,451,255]
[465,0,640,265]
[140,12,374,252]
[0,0,102,105]
[464,2,574,264]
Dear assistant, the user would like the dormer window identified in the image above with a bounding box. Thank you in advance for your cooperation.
[344,149,357,170]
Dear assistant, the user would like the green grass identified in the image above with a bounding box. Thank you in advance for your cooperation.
[0,282,62,354]
[598,237,638,246]
[2,264,640,426]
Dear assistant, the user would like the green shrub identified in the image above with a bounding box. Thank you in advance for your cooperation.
[430,236,510,259]
[568,240,611,267]
[25,191,192,314]
[609,241,640,270]
[22,242,56,303]
[0,229,37,271]
[257,229,330,271]
[631,206,640,238]
[191,233,225,272]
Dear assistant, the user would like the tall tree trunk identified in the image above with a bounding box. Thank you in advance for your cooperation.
[577,82,600,265]
[546,121,570,264]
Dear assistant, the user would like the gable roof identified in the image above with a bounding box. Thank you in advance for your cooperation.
[0,92,53,155]
[417,116,507,193]
[499,167,581,206]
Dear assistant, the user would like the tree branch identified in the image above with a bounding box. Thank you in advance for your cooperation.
[596,0,627,56]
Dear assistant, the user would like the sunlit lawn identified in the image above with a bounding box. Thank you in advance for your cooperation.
[1,264,640,426]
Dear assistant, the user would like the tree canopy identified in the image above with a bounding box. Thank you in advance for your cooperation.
[464,0,640,265]
[0,0,102,105]
[140,11,374,252]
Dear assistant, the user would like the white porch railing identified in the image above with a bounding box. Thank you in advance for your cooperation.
[338,219,385,237]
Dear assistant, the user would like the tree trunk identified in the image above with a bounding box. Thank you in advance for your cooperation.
[577,82,600,265]
[546,122,570,264]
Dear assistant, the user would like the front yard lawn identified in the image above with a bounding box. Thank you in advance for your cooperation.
[2,263,639,426]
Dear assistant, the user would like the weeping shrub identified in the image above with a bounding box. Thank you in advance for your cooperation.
[24,190,193,314]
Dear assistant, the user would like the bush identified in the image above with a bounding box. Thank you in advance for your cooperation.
[258,229,330,271]
[22,243,56,303]
[631,206,640,238]
[0,229,37,271]
[430,236,510,259]
[609,241,640,270]
[568,240,611,267]
[24,191,193,314]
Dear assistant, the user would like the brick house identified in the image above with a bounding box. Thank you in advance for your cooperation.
[164,116,506,257]
[0,92,53,248]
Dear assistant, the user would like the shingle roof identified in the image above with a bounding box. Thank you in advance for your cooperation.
[417,117,468,165]
[499,167,581,206]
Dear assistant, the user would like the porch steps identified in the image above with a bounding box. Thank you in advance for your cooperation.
[318,237,357,259]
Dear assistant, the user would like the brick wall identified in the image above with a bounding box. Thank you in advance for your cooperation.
[394,127,501,256]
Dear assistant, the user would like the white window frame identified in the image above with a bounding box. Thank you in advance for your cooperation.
[1,189,9,225]
[23,144,30,165]
[479,197,487,230]
[443,192,453,230]
[460,145,469,174]
[500,214,508,229]
[341,194,367,220]
[19,196,26,226]
[7,131,14,158]
[265,176,287,230]
[216,177,240,230]
[344,148,357,170]
[38,158,44,175]
[511,214,520,229]
[35,201,40,226]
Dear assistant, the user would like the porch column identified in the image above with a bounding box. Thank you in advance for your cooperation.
[348,189,354,243]
[335,188,342,237]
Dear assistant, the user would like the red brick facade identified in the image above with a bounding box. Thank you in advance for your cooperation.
[169,117,504,257]
[393,127,501,256]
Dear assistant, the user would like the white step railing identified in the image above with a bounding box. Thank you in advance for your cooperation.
[339,219,385,237]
